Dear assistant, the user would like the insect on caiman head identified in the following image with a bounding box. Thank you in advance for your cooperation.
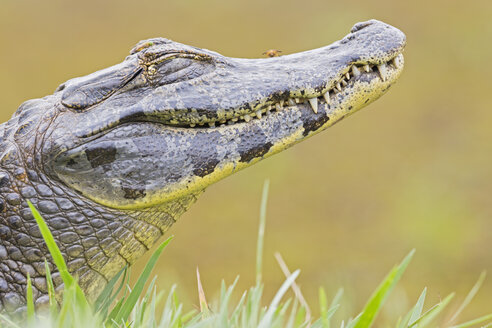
[38,19,405,210]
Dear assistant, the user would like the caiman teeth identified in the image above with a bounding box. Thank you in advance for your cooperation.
[288,99,296,106]
[275,103,282,111]
[364,64,371,72]
[336,83,342,91]
[376,63,388,81]
[308,98,318,113]
[256,110,262,118]
[352,66,361,77]
[392,54,404,69]
[323,92,331,104]
[243,114,251,122]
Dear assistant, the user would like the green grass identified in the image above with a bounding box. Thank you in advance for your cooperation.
[0,181,491,327]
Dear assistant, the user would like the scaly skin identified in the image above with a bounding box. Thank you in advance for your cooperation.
[0,20,405,313]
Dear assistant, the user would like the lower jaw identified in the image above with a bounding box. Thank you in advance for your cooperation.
[143,69,401,206]
[105,65,402,210]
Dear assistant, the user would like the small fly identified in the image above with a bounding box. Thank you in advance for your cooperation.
[263,49,282,57]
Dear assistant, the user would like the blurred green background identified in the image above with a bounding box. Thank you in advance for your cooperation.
[1,0,491,322]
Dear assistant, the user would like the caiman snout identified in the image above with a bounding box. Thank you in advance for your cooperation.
[49,19,405,210]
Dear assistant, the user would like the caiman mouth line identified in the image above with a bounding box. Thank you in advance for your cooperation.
[169,53,404,129]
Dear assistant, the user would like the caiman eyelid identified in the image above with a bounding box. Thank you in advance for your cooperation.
[143,52,212,66]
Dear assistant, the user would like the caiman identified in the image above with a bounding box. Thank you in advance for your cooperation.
[0,20,405,313]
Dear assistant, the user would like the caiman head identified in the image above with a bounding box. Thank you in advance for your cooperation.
[48,19,404,210]
[1,19,404,308]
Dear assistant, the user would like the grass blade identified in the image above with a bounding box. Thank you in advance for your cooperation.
[28,201,89,310]
[407,288,427,327]
[28,201,72,285]
[275,252,311,325]
[196,267,209,317]
[450,313,492,328]
[258,269,300,328]
[44,259,59,318]
[111,236,173,324]
[256,179,270,285]
[330,288,344,309]
[319,287,330,328]
[94,265,127,312]
[353,249,415,328]
[0,314,21,328]
[26,273,35,324]
[448,271,486,325]
[414,293,454,327]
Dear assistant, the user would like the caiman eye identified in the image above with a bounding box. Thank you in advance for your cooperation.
[143,52,214,85]
[148,65,157,75]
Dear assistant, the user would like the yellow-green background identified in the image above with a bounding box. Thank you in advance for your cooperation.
[1,0,491,322]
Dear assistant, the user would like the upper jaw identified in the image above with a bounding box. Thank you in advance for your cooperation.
[57,19,405,137]
[136,19,406,128]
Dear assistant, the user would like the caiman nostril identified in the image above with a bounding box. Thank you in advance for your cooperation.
[350,20,376,33]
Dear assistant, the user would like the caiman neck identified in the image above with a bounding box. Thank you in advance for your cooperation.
[0,136,201,312]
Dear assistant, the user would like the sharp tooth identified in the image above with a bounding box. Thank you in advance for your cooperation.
[323,92,330,104]
[190,123,196,127]
[288,99,296,106]
[308,98,318,113]
[256,110,262,118]
[345,73,350,80]
[376,63,388,81]
[208,122,215,127]
[393,54,403,68]
[275,103,282,111]
[341,79,347,86]
[352,66,361,77]
[267,105,272,111]
[336,83,342,91]
[244,114,251,122]
[232,117,238,122]
[364,64,371,72]
[391,57,397,68]
[279,100,284,107]
[295,98,300,103]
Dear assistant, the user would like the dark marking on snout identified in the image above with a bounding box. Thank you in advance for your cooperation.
[193,159,220,177]
[85,144,117,168]
[269,90,290,103]
[238,128,273,163]
[302,112,330,136]
[239,142,273,163]
[122,186,146,200]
